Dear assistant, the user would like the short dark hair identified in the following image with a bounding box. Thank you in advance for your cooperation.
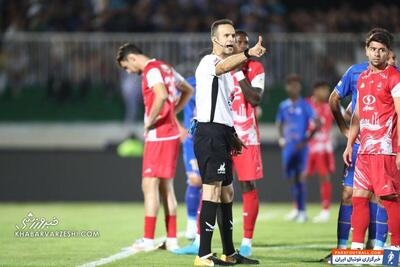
[365,28,393,49]
[313,81,329,90]
[210,19,234,37]
[235,30,248,37]
[116,43,143,67]
[286,73,301,84]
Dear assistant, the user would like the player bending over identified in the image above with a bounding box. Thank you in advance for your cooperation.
[116,43,193,252]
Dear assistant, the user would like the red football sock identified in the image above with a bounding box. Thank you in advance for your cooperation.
[165,215,177,238]
[382,198,400,246]
[321,181,332,210]
[242,189,260,239]
[144,216,157,239]
[197,193,203,235]
[351,197,370,243]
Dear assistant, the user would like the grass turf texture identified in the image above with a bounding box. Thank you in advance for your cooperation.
[1,203,339,267]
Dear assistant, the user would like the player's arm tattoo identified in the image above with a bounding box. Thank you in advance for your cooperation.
[329,90,349,137]
[343,103,352,124]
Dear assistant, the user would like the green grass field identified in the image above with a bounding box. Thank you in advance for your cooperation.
[0,203,339,267]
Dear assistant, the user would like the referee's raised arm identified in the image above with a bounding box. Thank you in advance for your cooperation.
[215,35,267,76]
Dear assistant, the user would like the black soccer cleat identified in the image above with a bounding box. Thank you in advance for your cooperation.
[194,253,235,266]
[319,252,332,264]
[220,250,260,265]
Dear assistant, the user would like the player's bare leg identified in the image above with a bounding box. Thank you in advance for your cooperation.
[313,174,331,223]
[131,177,160,251]
[159,178,178,251]
[239,181,259,256]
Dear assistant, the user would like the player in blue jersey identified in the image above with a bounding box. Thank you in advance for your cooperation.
[329,61,370,250]
[323,28,393,261]
[276,74,321,223]
[172,76,202,255]
[181,76,202,240]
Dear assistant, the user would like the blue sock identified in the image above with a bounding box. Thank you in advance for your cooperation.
[368,202,378,240]
[185,185,201,220]
[337,204,352,248]
[375,205,388,248]
[294,182,306,211]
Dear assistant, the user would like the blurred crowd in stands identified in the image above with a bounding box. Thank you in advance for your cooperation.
[0,0,398,121]
[1,0,399,34]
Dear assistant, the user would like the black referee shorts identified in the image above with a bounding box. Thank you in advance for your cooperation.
[194,122,233,186]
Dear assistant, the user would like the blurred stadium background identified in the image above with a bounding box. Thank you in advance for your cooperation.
[0,0,399,266]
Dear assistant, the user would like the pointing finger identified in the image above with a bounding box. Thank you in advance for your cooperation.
[258,35,262,45]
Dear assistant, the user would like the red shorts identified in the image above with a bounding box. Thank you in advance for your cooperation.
[306,151,335,177]
[142,138,180,179]
[354,154,400,196]
[232,145,263,181]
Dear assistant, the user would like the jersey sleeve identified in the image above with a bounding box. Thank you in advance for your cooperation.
[197,55,220,77]
[248,61,265,91]
[172,68,184,86]
[334,66,353,98]
[146,67,164,88]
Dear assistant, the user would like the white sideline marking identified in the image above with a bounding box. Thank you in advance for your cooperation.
[76,232,186,267]
[76,211,281,267]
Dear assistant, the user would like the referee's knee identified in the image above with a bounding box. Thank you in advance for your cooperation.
[221,184,234,203]
[202,182,222,202]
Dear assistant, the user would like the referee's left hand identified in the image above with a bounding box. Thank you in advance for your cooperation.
[248,36,266,58]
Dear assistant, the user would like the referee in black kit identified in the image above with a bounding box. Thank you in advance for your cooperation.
[193,19,266,266]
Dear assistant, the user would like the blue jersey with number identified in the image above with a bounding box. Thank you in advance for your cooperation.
[276,97,316,144]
